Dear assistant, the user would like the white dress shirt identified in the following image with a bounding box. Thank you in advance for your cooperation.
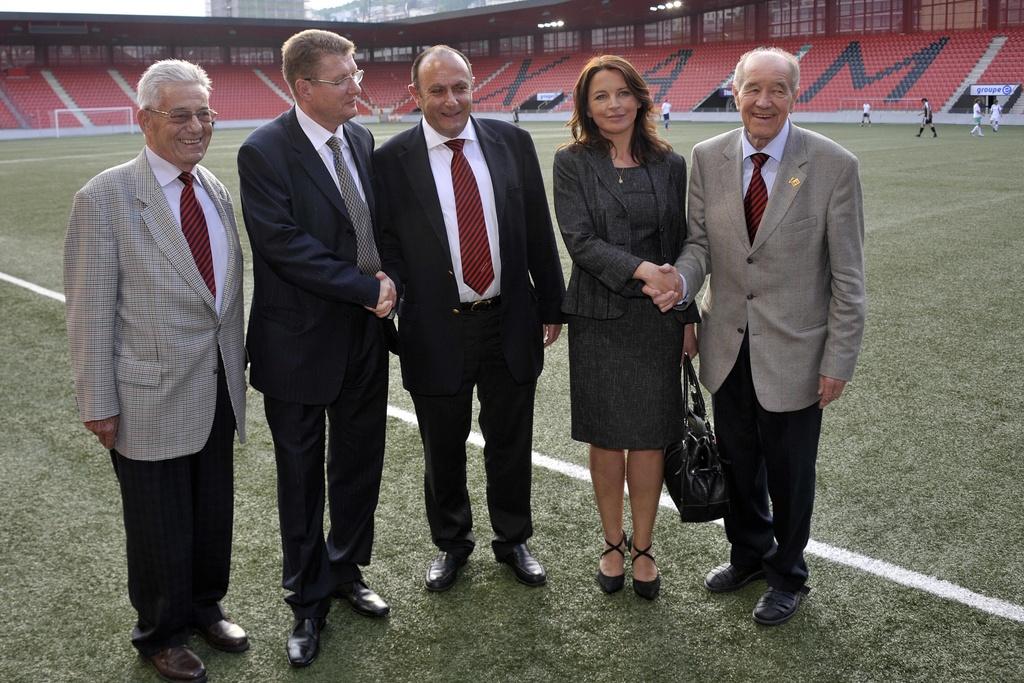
[145,146,228,314]
[421,117,502,302]
[740,117,791,200]
[679,118,792,304]
[295,104,367,203]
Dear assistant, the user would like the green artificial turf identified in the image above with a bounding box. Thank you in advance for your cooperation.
[1,120,1022,681]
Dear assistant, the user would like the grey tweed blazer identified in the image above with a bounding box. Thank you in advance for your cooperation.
[64,150,247,460]
[675,125,866,412]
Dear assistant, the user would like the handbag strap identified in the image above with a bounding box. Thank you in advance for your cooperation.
[683,354,708,420]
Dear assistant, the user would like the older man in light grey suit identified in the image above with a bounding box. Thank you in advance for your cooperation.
[669,47,865,626]
[65,60,249,682]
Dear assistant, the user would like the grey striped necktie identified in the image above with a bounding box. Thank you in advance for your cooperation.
[325,136,381,275]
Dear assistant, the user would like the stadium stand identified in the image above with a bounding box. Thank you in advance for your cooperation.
[49,67,135,126]
[1,29,1020,130]
[2,67,78,129]
[202,65,293,120]
[0,98,18,128]
[978,29,1024,86]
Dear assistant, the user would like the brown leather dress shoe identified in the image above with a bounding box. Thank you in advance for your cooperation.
[196,619,250,653]
[148,646,207,683]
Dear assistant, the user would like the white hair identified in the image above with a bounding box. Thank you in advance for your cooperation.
[136,59,211,109]
[733,47,800,94]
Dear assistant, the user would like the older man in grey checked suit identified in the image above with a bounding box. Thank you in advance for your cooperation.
[662,47,865,626]
[65,60,248,683]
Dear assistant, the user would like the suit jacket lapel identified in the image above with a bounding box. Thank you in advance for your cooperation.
[196,164,240,315]
[719,132,749,250]
[343,122,375,225]
[284,108,350,220]
[751,124,807,252]
[398,123,451,265]
[583,146,627,212]
[647,156,671,249]
[135,152,217,311]
[474,117,509,223]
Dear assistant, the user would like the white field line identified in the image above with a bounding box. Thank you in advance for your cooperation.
[4,272,1022,624]
[389,407,1024,624]
[0,271,65,302]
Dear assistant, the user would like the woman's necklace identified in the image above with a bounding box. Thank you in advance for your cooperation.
[612,146,635,184]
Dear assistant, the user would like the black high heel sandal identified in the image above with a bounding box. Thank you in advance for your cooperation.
[630,541,661,600]
[595,533,627,594]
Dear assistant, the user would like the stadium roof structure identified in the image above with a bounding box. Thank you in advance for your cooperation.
[0,0,745,50]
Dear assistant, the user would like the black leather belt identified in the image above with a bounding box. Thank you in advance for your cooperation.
[459,295,502,312]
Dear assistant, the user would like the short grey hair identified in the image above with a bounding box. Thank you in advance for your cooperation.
[733,47,800,94]
[136,59,212,109]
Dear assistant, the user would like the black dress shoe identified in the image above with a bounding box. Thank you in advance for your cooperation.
[195,618,249,653]
[630,541,661,601]
[334,580,390,618]
[148,646,207,683]
[596,533,627,594]
[286,617,325,668]
[752,587,809,626]
[704,563,766,593]
[497,543,546,586]
[425,551,467,592]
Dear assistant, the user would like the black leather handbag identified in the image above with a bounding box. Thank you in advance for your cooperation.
[664,355,730,523]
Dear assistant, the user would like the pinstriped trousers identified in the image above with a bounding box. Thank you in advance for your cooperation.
[110,358,236,656]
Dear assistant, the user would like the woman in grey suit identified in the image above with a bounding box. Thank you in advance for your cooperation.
[553,56,699,599]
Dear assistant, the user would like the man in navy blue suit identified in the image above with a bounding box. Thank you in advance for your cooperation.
[237,29,395,668]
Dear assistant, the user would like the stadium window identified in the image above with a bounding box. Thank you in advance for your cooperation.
[644,17,688,46]
[769,0,825,37]
[1002,0,1024,25]
[455,40,490,58]
[372,46,413,62]
[702,5,755,42]
[591,25,635,49]
[179,46,224,64]
[498,35,533,55]
[914,0,985,30]
[230,47,275,65]
[112,45,171,64]
[49,44,106,65]
[837,0,902,33]
[0,45,35,68]
[542,30,580,53]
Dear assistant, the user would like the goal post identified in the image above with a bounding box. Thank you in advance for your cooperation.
[53,106,136,137]
[839,98,923,123]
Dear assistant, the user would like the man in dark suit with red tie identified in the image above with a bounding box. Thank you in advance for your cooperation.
[374,45,566,592]
[237,29,396,667]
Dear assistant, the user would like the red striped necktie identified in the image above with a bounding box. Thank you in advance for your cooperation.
[744,153,770,244]
[178,172,216,297]
[445,139,494,295]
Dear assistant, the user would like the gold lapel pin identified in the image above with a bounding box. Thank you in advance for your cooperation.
[788,177,801,188]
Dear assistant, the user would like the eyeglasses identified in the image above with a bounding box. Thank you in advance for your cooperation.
[304,70,365,88]
[146,108,218,125]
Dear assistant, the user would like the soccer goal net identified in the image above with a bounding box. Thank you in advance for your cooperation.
[53,106,136,137]
[839,98,923,123]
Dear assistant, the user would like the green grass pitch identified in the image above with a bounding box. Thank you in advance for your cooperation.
[1,120,1023,681]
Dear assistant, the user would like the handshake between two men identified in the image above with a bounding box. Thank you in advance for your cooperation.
[365,271,397,318]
